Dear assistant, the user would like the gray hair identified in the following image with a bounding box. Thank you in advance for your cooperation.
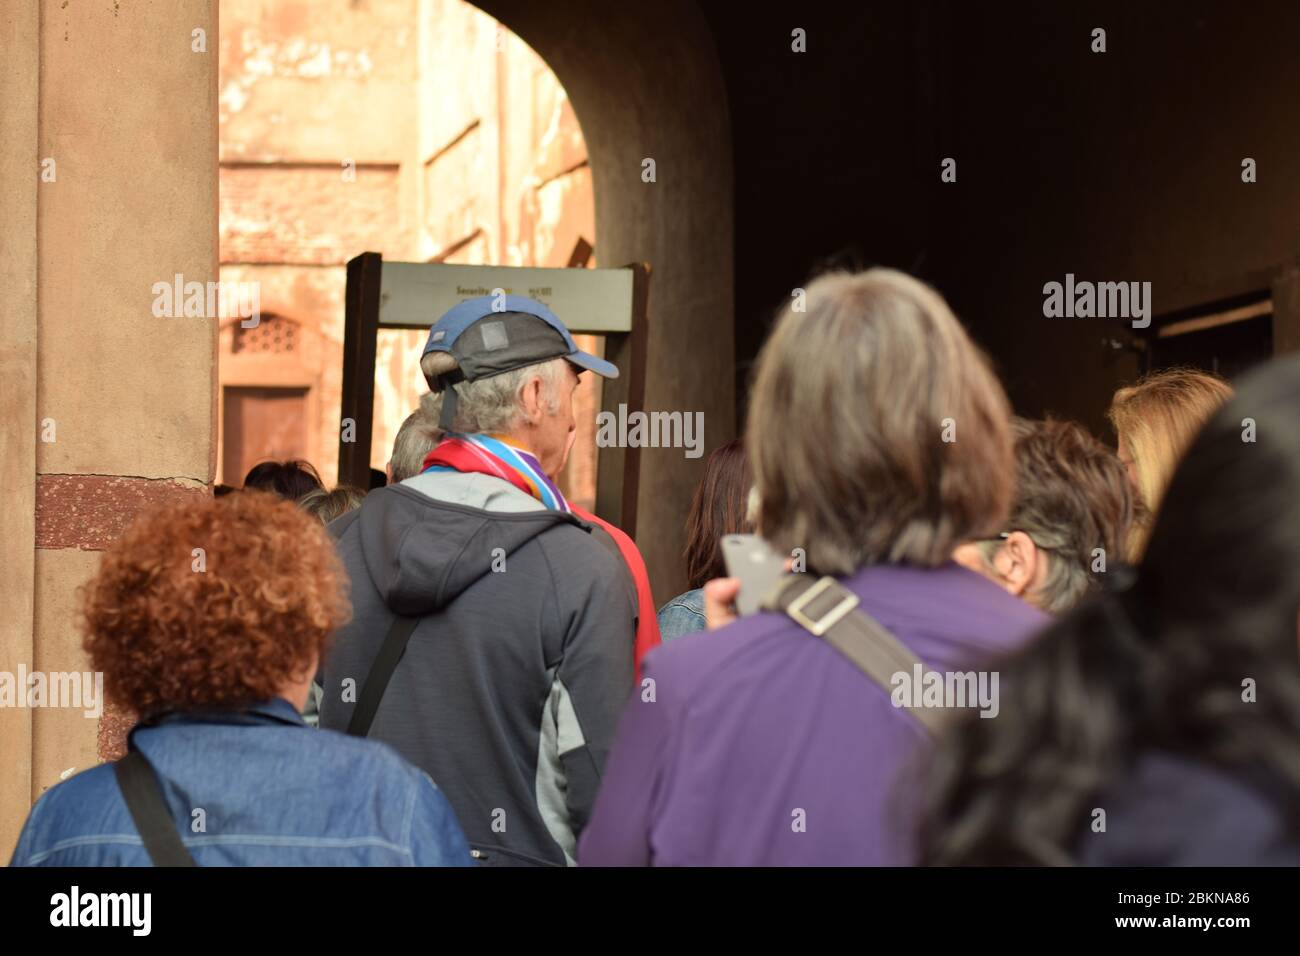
[974,533,1084,615]
[419,355,567,434]
[974,417,1136,614]
[388,393,444,483]
[298,485,367,524]
[747,268,1014,576]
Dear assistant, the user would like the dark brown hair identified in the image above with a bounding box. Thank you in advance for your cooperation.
[683,439,754,589]
[921,355,1300,865]
[242,459,324,501]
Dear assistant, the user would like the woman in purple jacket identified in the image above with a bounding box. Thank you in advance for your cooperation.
[580,268,1050,866]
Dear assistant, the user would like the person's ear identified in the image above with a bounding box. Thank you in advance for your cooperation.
[991,531,1039,598]
[950,542,988,577]
[519,374,546,425]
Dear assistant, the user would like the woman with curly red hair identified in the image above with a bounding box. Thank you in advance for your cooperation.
[10,491,470,867]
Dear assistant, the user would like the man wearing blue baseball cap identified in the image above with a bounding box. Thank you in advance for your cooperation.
[420,291,618,429]
[319,294,640,867]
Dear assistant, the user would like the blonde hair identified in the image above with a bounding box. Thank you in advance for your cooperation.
[388,393,444,483]
[1108,367,1233,558]
[747,268,1014,575]
[298,485,367,524]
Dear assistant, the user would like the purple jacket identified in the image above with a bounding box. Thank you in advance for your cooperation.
[578,562,1049,866]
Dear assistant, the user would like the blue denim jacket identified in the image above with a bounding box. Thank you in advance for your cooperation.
[657,588,707,640]
[10,698,473,867]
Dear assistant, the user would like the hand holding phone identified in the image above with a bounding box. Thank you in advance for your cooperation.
[719,534,788,617]
[703,577,741,631]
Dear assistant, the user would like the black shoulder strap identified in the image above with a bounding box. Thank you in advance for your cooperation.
[583,520,638,614]
[584,521,623,561]
[763,574,946,736]
[346,615,421,737]
[113,750,198,867]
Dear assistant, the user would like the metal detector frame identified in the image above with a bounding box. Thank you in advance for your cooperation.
[338,252,650,535]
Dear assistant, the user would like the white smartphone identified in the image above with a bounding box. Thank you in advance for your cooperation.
[720,534,788,616]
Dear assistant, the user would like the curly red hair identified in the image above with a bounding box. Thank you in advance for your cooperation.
[81,490,351,717]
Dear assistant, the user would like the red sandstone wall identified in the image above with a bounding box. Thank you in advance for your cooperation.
[218,0,597,503]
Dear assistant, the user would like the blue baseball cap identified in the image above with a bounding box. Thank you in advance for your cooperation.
[421,294,618,429]
[421,294,618,385]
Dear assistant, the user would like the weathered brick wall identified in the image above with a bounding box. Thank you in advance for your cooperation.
[218,0,597,502]
[220,164,405,266]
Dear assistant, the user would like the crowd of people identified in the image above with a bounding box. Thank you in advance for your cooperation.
[12,268,1297,867]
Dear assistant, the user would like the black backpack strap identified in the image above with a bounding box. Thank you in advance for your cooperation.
[583,520,639,623]
[763,575,946,736]
[346,615,421,737]
[113,749,198,867]
[583,521,622,561]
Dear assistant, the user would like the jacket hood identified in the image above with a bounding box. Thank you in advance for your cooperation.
[331,482,585,617]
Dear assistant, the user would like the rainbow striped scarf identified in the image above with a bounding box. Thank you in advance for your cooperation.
[420,432,570,513]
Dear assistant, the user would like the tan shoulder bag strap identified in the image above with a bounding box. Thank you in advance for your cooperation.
[762,574,946,736]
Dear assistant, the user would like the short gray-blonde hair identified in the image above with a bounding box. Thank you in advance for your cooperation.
[419,354,567,433]
[298,485,367,524]
[388,394,444,483]
[747,268,1014,575]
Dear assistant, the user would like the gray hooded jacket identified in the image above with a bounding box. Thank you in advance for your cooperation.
[318,470,636,866]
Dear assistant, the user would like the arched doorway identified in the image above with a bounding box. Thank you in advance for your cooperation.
[473,0,735,600]
[218,0,733,598]
[1,0,734,841]
[219,0,601,499]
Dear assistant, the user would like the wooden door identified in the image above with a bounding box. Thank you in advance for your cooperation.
[222,386,310,486]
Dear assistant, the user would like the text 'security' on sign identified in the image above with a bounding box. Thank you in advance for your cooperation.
[376,262,636,334]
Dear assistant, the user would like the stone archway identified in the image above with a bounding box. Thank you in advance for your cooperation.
[474,0,736,601]
[0,0,735,853]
